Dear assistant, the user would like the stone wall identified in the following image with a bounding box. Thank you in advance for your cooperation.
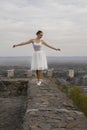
[0,79,28,130]
[0,78,87,130]
[22,79,87,130]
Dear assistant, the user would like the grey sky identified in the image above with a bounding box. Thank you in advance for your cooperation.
[0,0,87,56]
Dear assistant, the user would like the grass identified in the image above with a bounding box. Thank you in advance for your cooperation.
[59,85,87,117]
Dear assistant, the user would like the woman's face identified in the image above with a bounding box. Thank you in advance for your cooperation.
[37,33,43,39]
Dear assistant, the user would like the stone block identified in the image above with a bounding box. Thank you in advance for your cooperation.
[7,69,14,78]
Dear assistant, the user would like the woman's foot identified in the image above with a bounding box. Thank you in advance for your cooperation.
[37,81,42,86]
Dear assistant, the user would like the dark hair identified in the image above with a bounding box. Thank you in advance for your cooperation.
[36,30,43,35]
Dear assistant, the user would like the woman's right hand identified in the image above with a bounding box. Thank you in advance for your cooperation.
[56,48,61,51]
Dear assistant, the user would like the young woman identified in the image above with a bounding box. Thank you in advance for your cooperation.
[13,30,61,85]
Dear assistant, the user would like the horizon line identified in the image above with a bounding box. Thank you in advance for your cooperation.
[0,56,87,58]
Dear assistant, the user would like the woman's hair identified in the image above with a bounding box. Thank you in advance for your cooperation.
[36,30,43,35]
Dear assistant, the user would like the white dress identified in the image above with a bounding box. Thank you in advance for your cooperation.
[31,41,48,70]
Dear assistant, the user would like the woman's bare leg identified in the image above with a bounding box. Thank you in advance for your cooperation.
[36,70,42,81]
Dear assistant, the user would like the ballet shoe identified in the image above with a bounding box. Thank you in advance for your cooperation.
[37,81,42,86]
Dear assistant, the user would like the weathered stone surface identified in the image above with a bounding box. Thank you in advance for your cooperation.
[0,96,26,130]
[23,78,87,130]
[0,80,29,130]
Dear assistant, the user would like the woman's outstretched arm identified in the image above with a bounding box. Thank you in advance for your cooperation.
[13,39,33,48]
[42,40,61,51]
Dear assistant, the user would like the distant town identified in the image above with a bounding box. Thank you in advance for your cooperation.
[0,56,87,93]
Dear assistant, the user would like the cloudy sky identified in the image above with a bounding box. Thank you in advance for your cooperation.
[0,0,87,56]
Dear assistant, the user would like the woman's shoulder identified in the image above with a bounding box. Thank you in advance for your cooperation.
[41,40,45,44]
[41,39,45,43]
[29,39,35,43]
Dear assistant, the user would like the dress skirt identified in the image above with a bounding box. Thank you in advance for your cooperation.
[31,50,48,70]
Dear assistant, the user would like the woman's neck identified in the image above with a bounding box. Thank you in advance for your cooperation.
[36,37,41,40]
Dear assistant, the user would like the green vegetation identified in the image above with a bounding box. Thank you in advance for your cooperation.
[59,85,87,117]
